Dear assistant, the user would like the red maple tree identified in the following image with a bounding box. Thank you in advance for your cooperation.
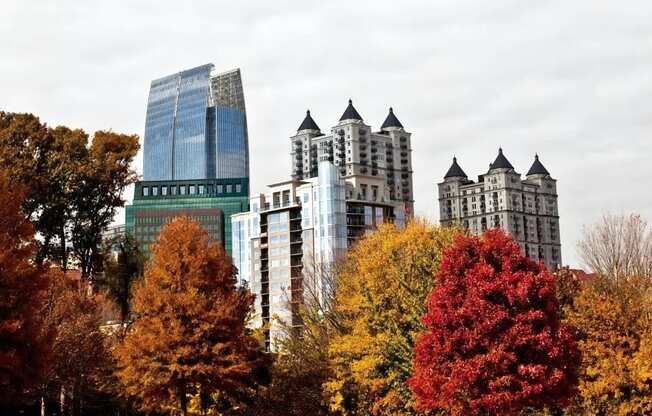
[0,172,49,403]
[409,229,579,416]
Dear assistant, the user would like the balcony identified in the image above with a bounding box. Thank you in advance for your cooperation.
[261,197,301,212]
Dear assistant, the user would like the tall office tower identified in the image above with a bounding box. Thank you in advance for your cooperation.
[126,178,249,256]
[128,64,250,256]
[232,160,405,350]
[290,100,415,215]
[438,149,562,270]
[143,64,249,181]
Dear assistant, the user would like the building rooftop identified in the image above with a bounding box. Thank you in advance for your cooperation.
[444,157,468,179]
[526,154,550,176]
[297,110,320,132]
[339,99,363,121]
[489,148,514,171]
[380,107,403,129]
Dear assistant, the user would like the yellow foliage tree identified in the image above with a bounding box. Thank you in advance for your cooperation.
[325,220,461,415]
[564,275,652,415]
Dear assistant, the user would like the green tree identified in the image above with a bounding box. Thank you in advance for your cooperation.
[97,233,146,322]
[0,112,139,277]
[0,113,87,267]
[70,130,139,281]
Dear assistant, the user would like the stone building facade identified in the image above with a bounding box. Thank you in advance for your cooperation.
[290,100,414,215]
[438,149,562,270]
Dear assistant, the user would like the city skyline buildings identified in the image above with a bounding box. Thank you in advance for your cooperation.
[142,64,249,182]
[127,63,251,256]
[4,1,651,268]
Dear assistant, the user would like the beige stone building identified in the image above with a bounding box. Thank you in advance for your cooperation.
[438,149,562,270]
[290,99,414,215]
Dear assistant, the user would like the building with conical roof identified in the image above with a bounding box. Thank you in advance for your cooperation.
[438,150,561,270]
[290,100,414,215]
[380,107,404,130]
[339,99,364,122]
[526,154,550,176]
[444,156,467,179]
[297,110,320,133]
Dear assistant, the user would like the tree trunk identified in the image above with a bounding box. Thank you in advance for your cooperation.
[71,376,81,416]
[60,224,67,273]
[41,396,45,416]
[177,382,188,416]
[60,386,66,416]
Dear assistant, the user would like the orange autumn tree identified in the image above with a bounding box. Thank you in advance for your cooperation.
[0,173,49,405]
[114,218,266,415]
[39,271,113,416]
[564,275,652,415]
[325,220,460,416]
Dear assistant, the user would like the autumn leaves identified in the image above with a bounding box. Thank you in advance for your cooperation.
[410,230,580,415]
[113,219,268,415]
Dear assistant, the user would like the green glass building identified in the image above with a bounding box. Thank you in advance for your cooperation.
[126,178,248,256]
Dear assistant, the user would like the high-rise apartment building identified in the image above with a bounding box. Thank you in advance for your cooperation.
[290,100,414,215]
[438,149,562,270]
[128,64,250,256]
[232,160,405,350]
[143,64,249,181]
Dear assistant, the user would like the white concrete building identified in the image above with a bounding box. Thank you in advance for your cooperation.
[232,161,405,350]
[438,149,562,270]
[290,100,414,216]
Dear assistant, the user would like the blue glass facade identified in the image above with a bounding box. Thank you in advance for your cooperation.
[142,64,249,183]
[172,66,211,180]
[210,106,248,178]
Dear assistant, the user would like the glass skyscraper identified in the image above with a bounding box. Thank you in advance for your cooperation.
[128,64,250,257]
[143,64,250,182]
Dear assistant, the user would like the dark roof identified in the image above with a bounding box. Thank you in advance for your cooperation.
[444,157,467,179]
[297,110,320,132]
[489,148,514,170]
[526,154,550,176]
[380,107,403,129]
[339,99,363,121]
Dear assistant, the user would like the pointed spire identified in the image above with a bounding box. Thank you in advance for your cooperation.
[489,147,514,171]
[297,109,320,132]
[339,99,363,122]
[444,156,467,179]
[526,153,550,176]
[380,107,404,129]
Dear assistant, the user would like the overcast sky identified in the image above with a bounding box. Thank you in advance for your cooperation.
[2,0,651,267]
